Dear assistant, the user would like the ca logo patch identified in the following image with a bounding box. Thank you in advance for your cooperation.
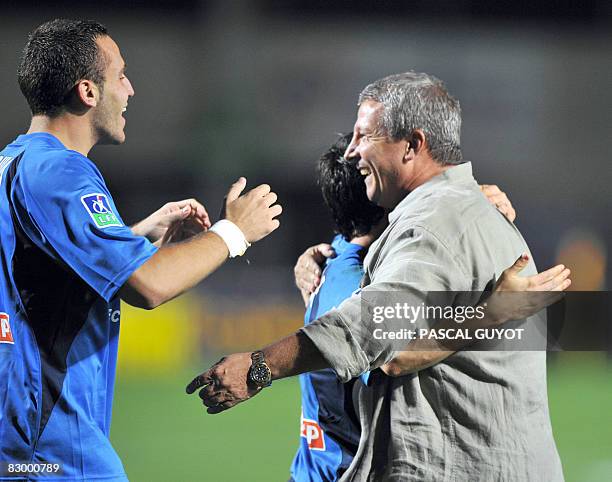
[0,313,14,344]
[81,193,122,228]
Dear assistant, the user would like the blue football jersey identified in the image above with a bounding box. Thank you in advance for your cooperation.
[0,133,157,481]
[290,235,366,482]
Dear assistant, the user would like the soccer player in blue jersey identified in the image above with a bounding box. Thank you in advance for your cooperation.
[289,133,386,481]
[0,19,281,481]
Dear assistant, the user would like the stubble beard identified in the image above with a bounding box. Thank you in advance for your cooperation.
[92,92,124,146]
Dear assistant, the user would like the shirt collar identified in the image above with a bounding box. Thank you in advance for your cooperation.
[16,132,66,149]
[389,162,473,223]
[330,234,366,257]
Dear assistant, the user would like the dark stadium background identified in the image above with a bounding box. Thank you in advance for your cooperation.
[1,1,611,480]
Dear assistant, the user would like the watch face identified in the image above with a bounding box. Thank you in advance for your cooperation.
[251,364,271,385]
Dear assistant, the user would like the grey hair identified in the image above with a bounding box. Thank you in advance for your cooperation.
[358,72,463,166]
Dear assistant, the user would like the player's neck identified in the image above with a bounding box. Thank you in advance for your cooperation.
[349,216,389,247]
[349,233,376,247]
[27,115,96,157]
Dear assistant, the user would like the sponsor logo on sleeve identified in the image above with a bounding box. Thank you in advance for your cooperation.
[0,313,14,344]
[81,193,122,228]
[300,412,326,451]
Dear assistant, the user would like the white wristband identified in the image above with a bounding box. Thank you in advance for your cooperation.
[209,219,251,258]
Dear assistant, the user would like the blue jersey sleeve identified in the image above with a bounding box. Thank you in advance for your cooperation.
[13,150,157,302]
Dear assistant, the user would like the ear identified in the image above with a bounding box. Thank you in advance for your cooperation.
[402,139,412,162]
[75,79,100,109]
[407,129,427,158]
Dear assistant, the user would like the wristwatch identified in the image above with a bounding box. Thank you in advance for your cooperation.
[248,351,272,388]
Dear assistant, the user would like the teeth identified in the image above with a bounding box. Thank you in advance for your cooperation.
[122,108,127,113]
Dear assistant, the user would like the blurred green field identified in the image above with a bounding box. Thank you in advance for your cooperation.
[111,354,612,482]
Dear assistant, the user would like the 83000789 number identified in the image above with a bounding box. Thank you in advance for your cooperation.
[1,462,62,476]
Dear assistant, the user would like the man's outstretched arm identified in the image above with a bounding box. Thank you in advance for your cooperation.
[119,230,230,309]
[186,254,570,414]
[185,331,327,414]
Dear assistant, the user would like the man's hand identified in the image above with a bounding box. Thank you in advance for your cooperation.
[485,254,571,324]
[223,177,282,243]
[496,254,571,292]
[480,184,516,222]
[186,333,328,412]
[186,353,260,414]
[131,199,211,245]
[294,243,336,305]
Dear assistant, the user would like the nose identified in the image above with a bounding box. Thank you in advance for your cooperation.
[344,135,359,159]
[124,76,135,97]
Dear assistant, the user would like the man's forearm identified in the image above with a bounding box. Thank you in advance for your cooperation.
[382,343,453,376]
[264,311,487,380]
[120,231,229,309]
[382,304,506,376]
[263,331,329,380]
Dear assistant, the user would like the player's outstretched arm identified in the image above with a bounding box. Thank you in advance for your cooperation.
[380,254,571,376]
[120,178,282,309]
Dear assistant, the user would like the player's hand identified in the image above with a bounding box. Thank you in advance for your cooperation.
[480,184,516,222]
[131,199,211,245]
[294,243,336,305]
[486,254,571,325]
[223,177,282,243]
[160,215,206,245]
[186,353,260,414]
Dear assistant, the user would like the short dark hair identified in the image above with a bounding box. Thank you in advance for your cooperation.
[18,19,108,117]
[317,133,385,240]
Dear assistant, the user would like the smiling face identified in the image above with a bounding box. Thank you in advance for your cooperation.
[344,100,410,209]
[92,35,134,145]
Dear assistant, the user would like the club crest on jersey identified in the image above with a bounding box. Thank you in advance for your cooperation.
[0,313,14,344]
[81,193,122,228]
[300,413,325,451]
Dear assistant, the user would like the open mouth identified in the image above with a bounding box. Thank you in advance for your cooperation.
[359,166,372,177]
